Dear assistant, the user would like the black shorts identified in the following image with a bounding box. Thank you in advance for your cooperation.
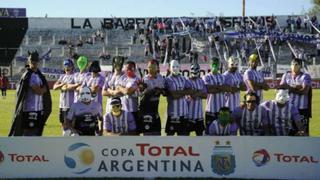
[165,116,188,135]
[140,113,161,133]
[187,118,205,134]
[59,108,70,124]
[22,111,44,129]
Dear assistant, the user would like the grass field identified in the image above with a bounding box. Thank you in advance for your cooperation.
[0,89,319,136]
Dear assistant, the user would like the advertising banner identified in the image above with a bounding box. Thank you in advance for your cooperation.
[0,137,319,179]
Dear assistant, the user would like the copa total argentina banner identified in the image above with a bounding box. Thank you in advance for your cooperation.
[0,137,319,179]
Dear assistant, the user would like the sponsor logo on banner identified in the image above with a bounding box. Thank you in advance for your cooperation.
[211,140,236,176]
[64,143,95,174]
[252,149,319,166]
[0,150,4,164]
[252,149,270,167]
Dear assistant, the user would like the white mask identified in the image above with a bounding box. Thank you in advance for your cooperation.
[275,89,290,104]
[170,60,180,75]
[228,56,238,68]
[79,87,92,103]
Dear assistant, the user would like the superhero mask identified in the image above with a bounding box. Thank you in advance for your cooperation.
[190,63,200,78]
[110,97,122,117]
[170,60,180,75]
[79,87,92,103]
[77,56,88,72]
[147,59,158,75]
[218,110,232,126]
[126,63,136,78]
[89,61,101,73]
[63,59,74,71]
[275,89,290,105]
[228,56,238,72]
[113,56,125,72]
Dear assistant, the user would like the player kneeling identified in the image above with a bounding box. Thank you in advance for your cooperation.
[66,87,103,136]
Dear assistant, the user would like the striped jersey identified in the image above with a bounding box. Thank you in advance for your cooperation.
[232,105,268,136]
[187,77,206,119]
[57,73,75,109]
[103,72,124,113]
[117,74,140,112]
[202,73,225,113]
[103,111,136,134]
[23,72,43,112]
[208,121,238,136]
[86,73,105,107]
[140,74,165,115]
[262,100,302,136]
[280,72,312,109]
[74,72,90,102]
[243,68,265,100]
[164,74,191,118]
[223,71,243,111]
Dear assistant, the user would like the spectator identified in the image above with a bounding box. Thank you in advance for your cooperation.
[9,51,52,136]
[0,74,9,99]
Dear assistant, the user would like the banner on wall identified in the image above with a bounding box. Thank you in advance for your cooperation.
[0,137,319,179]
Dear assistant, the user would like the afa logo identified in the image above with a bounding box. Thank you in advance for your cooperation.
[64,143,95,174]
[211,140,236,176]
[0,150,4,164]
[252,149,270,167]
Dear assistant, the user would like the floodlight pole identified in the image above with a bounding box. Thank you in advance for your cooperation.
[242,0,246,17]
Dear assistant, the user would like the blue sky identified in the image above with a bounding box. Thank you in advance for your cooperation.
[1,0,313,17]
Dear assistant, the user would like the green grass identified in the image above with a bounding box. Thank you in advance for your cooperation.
[0,89,319,136]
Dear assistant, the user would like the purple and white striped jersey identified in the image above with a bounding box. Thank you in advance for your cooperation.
[23,72,43,112]
[117,74,140,112]
[262,100,301,136]
[103,72,124,113]
[223,71,243,111]
[165,75,191,118]
[67,101,102,122]
[143,74,165,90]
[86,74,105,107]
[202,73,225,113]
[57,73,75,109]
[103,111,136,134]
[280,72,312,109]
[74,72,90,102]
[232,105,268,136]
[187,77,206,119]
[208,121,238,136]
[243,68,265,100]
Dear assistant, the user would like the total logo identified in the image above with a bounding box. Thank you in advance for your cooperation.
[252,149,270,167]
[252,149,319,167]
[0,149,49,163]
[64,143,95,174]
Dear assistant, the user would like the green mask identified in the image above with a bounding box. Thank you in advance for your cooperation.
[218,111,231,126]
[77,56,88,72]
[211,63,219,74]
